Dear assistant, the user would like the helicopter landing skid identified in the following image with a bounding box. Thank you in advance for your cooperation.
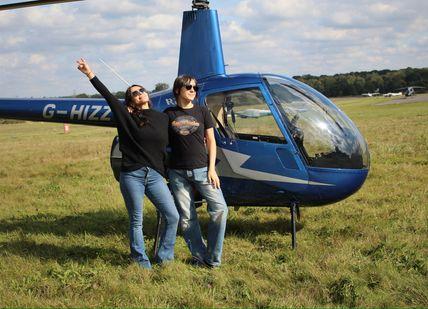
[153,201,302,259]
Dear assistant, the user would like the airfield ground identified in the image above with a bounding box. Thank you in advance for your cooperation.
[375,92,428,106]
[0,95,426,307]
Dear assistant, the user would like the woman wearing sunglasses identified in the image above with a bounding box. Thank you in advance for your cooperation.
[76,58,179,269]
[165,75,228,268]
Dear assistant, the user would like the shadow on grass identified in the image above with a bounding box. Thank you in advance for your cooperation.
[0,240,129,266]
[0,209,158,240]
[0,208,302,240]
[224,216,303,238]
[0,208,303,262]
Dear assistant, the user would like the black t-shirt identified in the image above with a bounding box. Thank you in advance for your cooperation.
[165,104,214,170]
[90,76,169,176]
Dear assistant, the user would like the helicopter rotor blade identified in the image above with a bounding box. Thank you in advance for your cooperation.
[0,0,83,11]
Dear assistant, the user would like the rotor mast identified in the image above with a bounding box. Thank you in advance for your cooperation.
[178,1,226,79]
[192,0,210,10]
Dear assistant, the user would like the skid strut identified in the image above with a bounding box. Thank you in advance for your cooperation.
[153,210,162,258]
[290,201,299,249]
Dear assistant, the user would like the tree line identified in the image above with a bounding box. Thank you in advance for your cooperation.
[294,67,428,97]
[69,67,427,99]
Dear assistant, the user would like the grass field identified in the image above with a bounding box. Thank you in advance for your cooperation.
[0,95,427,307]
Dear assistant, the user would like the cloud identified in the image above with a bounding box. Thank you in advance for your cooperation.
[137,14,180,31]
[223,0,428,76]
[369,3,398,14]
[3,36,25,47]
[29,54,45,64]
[0,0,427,97]
[235,0,255,18]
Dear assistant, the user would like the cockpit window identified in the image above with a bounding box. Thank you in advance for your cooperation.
[205,88,286,144]
[266,77,369,169]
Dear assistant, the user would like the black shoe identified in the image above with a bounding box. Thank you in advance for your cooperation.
[191,256,220,269]
[204,261,219,269]
[190,256,209,267]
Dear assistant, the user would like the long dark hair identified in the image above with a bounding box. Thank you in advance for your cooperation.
[173,75,198,102]
[124,84,152,127]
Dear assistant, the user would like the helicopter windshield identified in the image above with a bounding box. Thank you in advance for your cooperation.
[266,77,369,169]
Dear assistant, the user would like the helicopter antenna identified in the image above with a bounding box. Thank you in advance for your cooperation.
[98,58,131,87]
[192,0,209,10]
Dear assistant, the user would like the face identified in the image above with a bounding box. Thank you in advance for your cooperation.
[178,79,197,102]
[130,86,149,107]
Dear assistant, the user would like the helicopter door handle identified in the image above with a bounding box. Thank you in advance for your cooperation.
[227,138,235,146]
[220,138,234,146]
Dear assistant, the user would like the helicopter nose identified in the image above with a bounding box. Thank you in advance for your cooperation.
[307,167,369,204]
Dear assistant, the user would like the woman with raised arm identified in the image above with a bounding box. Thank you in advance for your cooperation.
[77,58,179,269]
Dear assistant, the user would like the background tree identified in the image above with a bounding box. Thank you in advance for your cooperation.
[65,68,427,99]
[152,83,169,93]
[295,67,427,97]
[114,91,125,99]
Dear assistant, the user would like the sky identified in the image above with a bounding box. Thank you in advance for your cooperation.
[0,0,427,97]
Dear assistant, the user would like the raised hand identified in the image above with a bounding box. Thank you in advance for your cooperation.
[76,58,94,79]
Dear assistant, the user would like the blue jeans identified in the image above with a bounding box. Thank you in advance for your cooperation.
[168,167,228,266]
[120,167,179,269]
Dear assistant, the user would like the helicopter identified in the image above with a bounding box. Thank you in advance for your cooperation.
[397,86,425,97]
[0,0,370,249]
[383,86,426,97]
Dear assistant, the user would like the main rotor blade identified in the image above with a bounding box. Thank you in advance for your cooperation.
[0,0,83,11]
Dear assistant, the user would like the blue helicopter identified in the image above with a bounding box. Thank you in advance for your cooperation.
[0,0,370,249]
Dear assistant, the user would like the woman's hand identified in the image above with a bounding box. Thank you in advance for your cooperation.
[76,58,95,79]
[208,168,221,189]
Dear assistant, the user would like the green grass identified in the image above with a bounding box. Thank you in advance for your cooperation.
[0,96,427,307]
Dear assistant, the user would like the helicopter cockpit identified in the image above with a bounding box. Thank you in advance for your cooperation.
[204,74,369,171]
[265,76,370,169]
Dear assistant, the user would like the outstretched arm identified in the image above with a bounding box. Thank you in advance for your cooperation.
[76,58,126,117]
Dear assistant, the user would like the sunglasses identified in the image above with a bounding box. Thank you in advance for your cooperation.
[184,84,199,92]
[131,88,147,97]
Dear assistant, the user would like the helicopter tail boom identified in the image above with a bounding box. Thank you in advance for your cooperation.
[0,98,116,127]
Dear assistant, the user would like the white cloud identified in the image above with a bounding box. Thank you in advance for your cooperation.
[105,43,136,53]
[0,0,427,97]
[154,56,177,67]
[369,3,398,14]
[24,5,77,26]
[0,13,16,26]
[3,36,25,47]
[236,0,255,18]
[137,14,180,31]
[84,0,142,15]
[261,0,313,17]
[302,28,353,41]
[29,54,45,64]
[0,53,19,69]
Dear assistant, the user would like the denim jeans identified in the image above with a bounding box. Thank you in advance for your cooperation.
[120,167,179,269]
[168,167,228,266]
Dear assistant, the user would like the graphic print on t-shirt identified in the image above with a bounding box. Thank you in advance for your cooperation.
[171,115,200,136]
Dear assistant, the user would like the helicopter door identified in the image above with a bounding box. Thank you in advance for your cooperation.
[204,86,309,205]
